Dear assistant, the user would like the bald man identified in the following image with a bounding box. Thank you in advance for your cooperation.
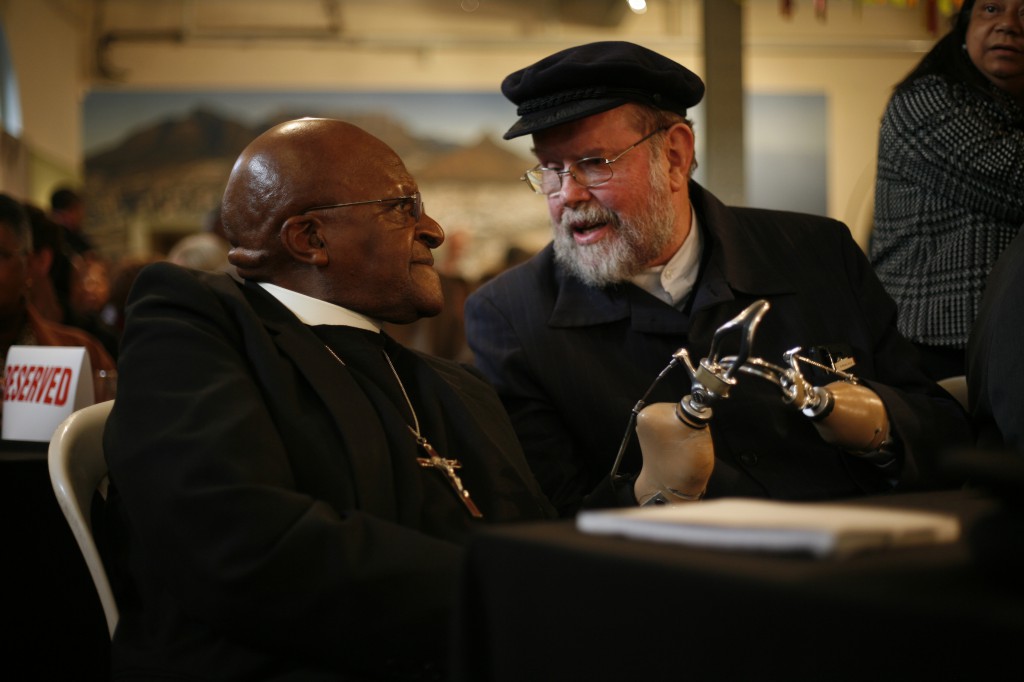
[100,119,554,681]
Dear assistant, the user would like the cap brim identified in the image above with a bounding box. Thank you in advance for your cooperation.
[502,96,629,140]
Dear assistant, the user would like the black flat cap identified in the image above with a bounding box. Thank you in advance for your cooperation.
[501,41,705,140]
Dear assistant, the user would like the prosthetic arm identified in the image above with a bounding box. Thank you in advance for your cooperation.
[619,300,893,505]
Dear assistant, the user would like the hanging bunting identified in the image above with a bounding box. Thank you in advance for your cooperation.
[778,0,964,32]
[925,0,938,33]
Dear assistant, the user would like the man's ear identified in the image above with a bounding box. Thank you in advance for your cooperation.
[281,215,328,266]
[664,123,696,191]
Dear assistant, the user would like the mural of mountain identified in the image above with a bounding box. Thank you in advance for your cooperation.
[83,104,550,276]
[86,108,255,176]
[418,134,529,183]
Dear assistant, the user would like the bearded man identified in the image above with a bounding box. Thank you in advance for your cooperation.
[464,41,970,516]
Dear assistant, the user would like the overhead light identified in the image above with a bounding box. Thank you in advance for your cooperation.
[628,0,648,14]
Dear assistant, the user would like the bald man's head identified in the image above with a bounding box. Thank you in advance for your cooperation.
[218,118,446,322]
[221,118,397,280]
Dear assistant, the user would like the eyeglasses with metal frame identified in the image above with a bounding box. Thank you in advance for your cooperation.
[301,192,423,220]
[521,127,669,196]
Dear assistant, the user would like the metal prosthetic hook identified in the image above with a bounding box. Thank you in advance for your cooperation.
[609,299,772,484]
[673,299,771,426]
[658,296,882,451]
[627,300,772,505]
[612,297,891,504]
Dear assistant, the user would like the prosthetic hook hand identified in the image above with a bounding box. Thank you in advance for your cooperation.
[619,302,773,506]
[682,299,893,454]
[632,403,714,505]
[618,300,894,506]
[788,376,891,453]
[675,299,893,454]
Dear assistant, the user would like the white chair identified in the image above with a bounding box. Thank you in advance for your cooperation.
[938,375,969,412]
[47,400,119,639]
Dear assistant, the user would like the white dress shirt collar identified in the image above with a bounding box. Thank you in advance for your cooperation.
[257,282,381,332]
[629,209,703,307]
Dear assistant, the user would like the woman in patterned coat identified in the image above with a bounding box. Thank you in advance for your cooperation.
[869,0,1024,380]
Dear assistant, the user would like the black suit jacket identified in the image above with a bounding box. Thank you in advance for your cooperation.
[465,181,971,515]
[968,224,1024,453]
[101,262,553,680]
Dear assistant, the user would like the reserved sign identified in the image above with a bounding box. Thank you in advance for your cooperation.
[2,346,94,442]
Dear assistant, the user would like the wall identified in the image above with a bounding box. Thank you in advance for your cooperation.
[2,0,945,247]
[744,0,940,244]
[1,0,87,209]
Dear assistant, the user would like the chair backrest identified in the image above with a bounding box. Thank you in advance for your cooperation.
[47,400,119,639]
[938,375,969,412]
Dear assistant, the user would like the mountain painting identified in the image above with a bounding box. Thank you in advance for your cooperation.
[82,89,825,280]
[83,91,552,281]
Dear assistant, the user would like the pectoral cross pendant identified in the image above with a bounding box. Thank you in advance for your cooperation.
[415,437,484,518]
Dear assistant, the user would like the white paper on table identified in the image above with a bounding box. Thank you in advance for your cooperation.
[576,498,961,558]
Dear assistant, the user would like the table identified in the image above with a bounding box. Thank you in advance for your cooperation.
[0,438,48,461]
[1,450,110,679]
[454,489,1024,681]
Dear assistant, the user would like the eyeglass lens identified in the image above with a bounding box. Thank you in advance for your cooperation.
[526,159,613,195]
[408,193,423,220]
[302,192,422,219]
[382,193,422,220]
[523,127,666,195]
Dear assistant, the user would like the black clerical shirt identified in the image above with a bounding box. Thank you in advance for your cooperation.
[311,325,484,542]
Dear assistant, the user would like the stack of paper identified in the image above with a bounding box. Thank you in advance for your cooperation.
[576,499,961,558]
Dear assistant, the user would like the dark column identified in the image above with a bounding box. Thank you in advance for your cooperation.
[702,0,745,206]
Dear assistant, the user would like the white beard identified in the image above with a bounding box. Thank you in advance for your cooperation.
[552,163,677,288]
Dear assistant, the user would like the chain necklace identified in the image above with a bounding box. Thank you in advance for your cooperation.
[324,343,483,518]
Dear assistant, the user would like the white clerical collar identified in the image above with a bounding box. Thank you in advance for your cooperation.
[629,209,703,307]
[257,282,381,332]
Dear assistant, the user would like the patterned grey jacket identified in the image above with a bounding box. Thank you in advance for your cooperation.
[870,74,1024,348]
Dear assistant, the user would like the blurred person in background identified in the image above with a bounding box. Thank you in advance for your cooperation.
[968,220,1024,453]
[23,204,69,323]
[869,0,1024,380]
[101,253,163,336]
[167,231,231,272]
[49,186,95,256]
[0,194,115,412]
[67,252,120,359]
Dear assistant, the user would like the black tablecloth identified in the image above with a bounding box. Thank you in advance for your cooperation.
[454,489,1024,682]
[1,453,110,680]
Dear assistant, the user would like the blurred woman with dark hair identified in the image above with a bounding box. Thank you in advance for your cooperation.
[870,0,1024,380]
[0,194,115,413]
[23,203,71,323]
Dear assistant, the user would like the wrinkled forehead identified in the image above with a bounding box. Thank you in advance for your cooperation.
[531,105,640,158]
[288,133,415,205]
